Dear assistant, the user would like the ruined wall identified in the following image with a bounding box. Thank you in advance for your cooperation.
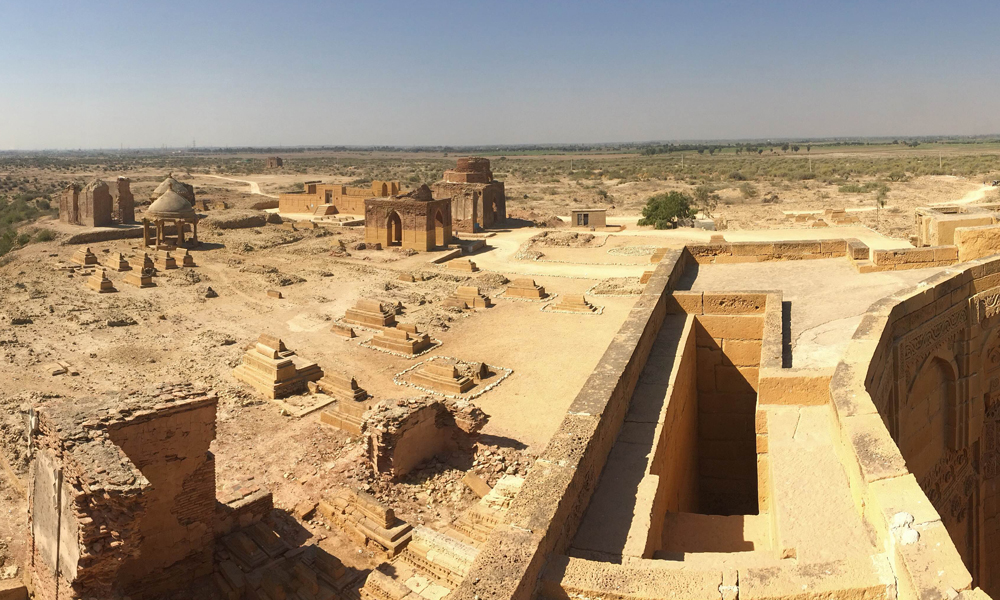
[452,249,690,600]
[364,196,453,252]
[279,181,399,215]
[80,180,113,228]
[116,178,135,224]
[106,400,217,596]
[833,257,1000,600]
[364,398,487,479]
[27,386,218,600]
[431,181,506,231]
[59,185,80,225]
[685,239,849,264]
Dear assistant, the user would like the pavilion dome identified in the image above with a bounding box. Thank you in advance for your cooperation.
[151,176,196,204]
[147,190,197,219]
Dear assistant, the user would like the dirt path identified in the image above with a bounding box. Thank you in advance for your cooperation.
[207,175,278,198]
[932,183,993,206]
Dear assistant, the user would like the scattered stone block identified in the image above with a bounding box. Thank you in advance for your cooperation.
[462,472,492,498]
[398,273,416,282]
[86,269,116,293]
[267,290,283,299]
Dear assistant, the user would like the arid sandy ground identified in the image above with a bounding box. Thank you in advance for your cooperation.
[0,147,996,578]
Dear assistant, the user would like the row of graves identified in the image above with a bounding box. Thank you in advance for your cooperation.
[67,245,197,293]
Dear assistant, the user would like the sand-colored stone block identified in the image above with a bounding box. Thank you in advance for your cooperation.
[667,291,703,315]
[703,293,767,315]
[722,339,763,366]
[696,314,764,340]
[757,367,833,405]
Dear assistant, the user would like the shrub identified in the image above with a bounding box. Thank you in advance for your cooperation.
[739,183,759,200]
[34,228,54,242]
[637,191,695,229]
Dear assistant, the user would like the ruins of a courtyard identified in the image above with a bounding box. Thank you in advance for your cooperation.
[0,159,999,600]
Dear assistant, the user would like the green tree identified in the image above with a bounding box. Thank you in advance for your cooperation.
[693,184,721,216]
[637,191,695,229]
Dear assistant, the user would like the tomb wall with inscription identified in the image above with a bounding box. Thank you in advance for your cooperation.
[833,255,1000,600]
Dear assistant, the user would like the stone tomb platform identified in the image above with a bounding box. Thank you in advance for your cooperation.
[395,357,510,399]
[318,372,370,435]
[503,278,548,300]
[344,298,397,329]
[443,286,492,310]
[233,334,324,399]
[544,294,598,313]
[367,326,435,356]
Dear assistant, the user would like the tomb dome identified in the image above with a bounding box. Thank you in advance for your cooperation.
[147,190,197,219]
[151,176,196,204]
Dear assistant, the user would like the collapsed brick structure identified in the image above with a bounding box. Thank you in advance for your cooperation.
[432,157,506,232]
[363,397,488,479]
[279,180,399,215]
[27,384,218,600]
[364,185,453,251]
[265,156,283,168]
[59,179,113,227]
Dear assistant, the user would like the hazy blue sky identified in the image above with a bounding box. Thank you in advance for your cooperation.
[2,0,999,149]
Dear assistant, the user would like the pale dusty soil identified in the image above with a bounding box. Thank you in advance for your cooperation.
[0,159,990,577]
[0,211,639,571]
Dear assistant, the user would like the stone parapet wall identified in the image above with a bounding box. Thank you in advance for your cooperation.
[832,256,1000,600]
[684,239,849,264]
[451,249,689,600]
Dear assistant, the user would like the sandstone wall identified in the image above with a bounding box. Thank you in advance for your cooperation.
[833,257,1000,599]
[685,239,848,264]
[955,224,1000,263]
[451,249,690,600]
[668,291,767,516]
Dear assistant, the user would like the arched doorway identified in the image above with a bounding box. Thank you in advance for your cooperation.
[381,183,389,196]
[903,355,976,571]
[434,210,445,248]
[386,211,402,246]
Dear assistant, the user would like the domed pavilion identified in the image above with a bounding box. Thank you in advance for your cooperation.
[142,190,200,249]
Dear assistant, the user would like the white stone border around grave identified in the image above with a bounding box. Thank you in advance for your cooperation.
[540,301,604,315]
[358,336,443,359]
[606,245,658,257]
[492,288,558,303]
[585,280,644,298]
[393,356,513,400]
